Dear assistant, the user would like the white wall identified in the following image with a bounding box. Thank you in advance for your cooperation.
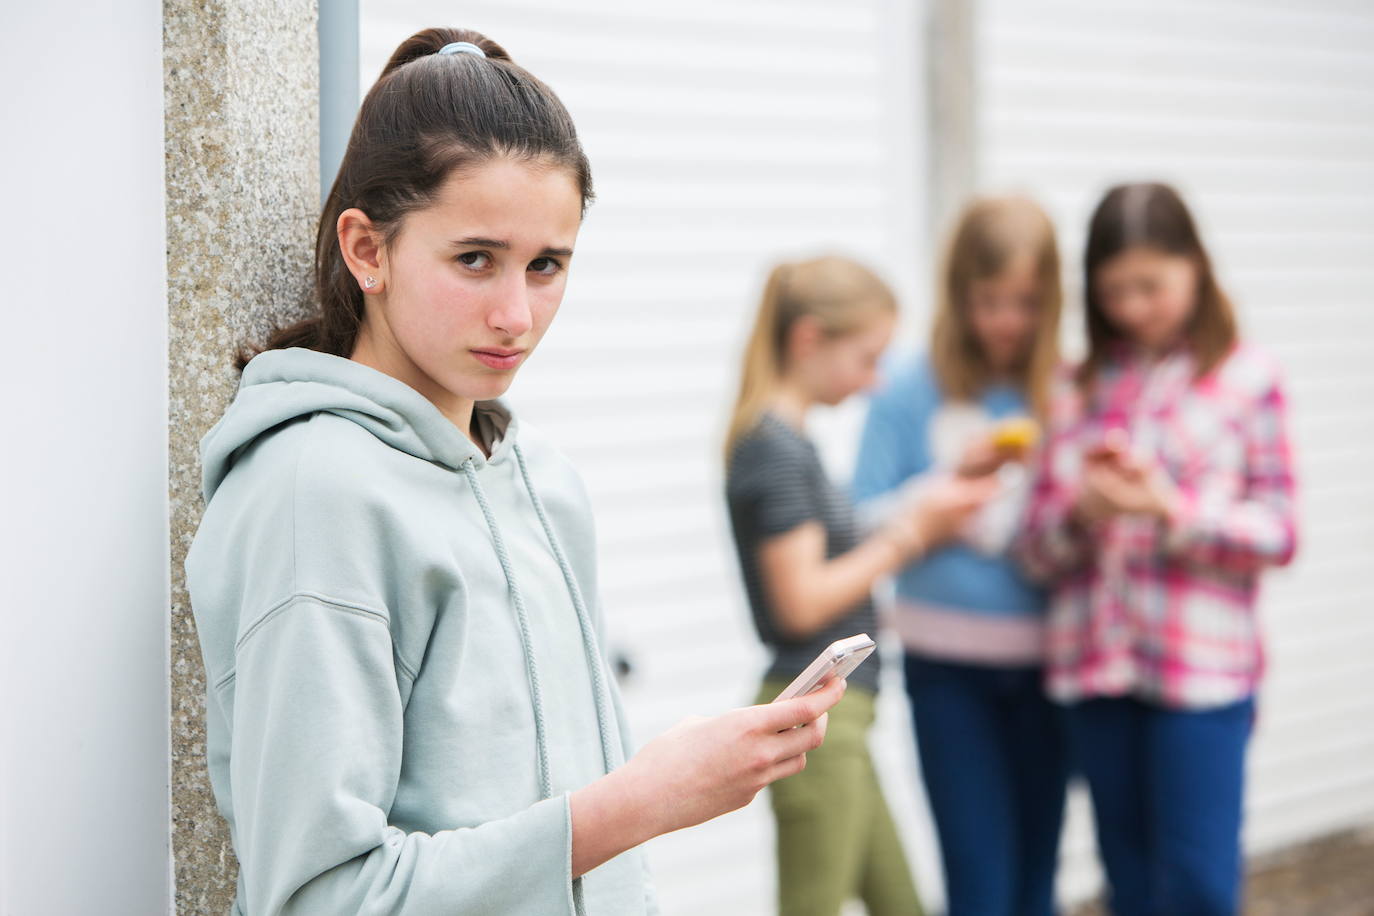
[359,3,935,913]
[974,0,1374,903]
[0,3,171,915]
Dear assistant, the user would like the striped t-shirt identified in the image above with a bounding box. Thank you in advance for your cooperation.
[726,412,880,693]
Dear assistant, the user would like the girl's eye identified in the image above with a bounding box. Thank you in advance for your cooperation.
[529,257,563,277]
[457,252,491,270]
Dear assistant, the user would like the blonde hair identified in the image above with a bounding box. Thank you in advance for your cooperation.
[930,196,1062,418]
[725,255,897,459]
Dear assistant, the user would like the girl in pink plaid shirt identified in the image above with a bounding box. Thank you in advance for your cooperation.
[1018,183,1297,916]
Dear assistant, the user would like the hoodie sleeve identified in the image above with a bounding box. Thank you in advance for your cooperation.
[604,664,662,916]
[227,593,576,915]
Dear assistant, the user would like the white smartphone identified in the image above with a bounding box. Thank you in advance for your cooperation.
[772,634,877,702]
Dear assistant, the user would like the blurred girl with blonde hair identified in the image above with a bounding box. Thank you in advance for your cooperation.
[725,255,996,915]
[853,197,1069,916]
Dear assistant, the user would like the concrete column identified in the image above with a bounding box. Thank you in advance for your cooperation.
[926,0,978,235]
[163,1,319,909]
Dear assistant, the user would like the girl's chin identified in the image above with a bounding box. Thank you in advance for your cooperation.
[467,377,518,402]
[430,370,519,405]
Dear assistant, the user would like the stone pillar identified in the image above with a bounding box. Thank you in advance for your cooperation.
[926,0,978,235]
[163,1,319,910]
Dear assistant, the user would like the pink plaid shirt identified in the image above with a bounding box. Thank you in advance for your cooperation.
[1018,343,1298,709]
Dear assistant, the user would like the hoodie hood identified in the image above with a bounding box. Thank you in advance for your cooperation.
[201,347,514,503]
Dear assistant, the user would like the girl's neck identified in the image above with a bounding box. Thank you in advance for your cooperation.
[1119,335,1185,365]
[351,331,482,452]
[768,381,813,431]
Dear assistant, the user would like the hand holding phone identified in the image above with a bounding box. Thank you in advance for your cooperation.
[772,634,877,702]
[1085,427,1132,465]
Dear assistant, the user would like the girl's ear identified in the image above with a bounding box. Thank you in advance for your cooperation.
[337,208,386,294]
[786,314,824,363]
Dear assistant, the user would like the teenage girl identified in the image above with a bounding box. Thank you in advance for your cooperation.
[851,196,1069,916]
[186,28,847,915]
[1018,182,1298,916]
[725,255,998,916]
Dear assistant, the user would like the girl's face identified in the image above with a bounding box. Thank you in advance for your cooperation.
[802,311,897,407]
[967,253,1041,373]
[1093,245,1198,352]
[349,157,583,422]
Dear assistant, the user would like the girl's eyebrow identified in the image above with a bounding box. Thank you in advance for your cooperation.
[450,236,574,257]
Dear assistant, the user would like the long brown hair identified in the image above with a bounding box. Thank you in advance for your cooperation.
[724,256,896,460]
[236,27,593,369]
[930,195,1062,418]
[1079,182,1237,387]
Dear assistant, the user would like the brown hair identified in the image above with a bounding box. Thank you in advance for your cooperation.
[236,27,593,369]
[724,256,897,459]
[1079,182,1237,387]
[930,195,1062,418]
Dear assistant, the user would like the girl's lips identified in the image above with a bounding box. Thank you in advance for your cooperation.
[470,349,525,370]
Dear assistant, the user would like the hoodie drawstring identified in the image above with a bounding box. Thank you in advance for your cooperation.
[461,448,621,787]
[514,443,620,775]
[460,457,554,800]
[464,449,619,916]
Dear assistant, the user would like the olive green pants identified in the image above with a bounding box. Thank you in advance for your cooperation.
[757,679,924,916]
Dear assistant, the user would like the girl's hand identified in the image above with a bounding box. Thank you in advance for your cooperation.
[961,418,1041,476]
[901,473,1001,551]
[1074,466,1118,525]
[1083,427,1137,473]
[1076,452,1180,521]
[569,678,845,876]
[956,436,1005,478]
[620,677,845,837]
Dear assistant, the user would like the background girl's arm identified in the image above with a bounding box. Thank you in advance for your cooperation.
[852,364,929,524]
[757,520,914,639]
[759,481,996,639]
[1162,375,1298,571]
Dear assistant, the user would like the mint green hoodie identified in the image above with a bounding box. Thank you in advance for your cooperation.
[187,348,656,915]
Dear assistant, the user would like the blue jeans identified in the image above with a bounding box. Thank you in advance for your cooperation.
[1062,696,1254,916]
[905,654,1069,916]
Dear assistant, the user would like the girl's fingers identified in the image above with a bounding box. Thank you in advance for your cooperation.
[1102,428,1132,452]
[759,677,845,732]
[759,751,809,786]
[769,711,828,759]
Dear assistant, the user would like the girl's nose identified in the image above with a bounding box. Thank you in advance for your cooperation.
[488,274,533,338]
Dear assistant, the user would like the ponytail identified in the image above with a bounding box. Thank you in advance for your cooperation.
[724,264,792,460]
[724,256,896,460]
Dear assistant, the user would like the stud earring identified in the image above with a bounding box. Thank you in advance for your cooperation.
[363,275,378,290]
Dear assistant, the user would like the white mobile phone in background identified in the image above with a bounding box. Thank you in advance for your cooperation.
[772,634,877,702]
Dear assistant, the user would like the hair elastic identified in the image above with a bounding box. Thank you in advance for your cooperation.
[437,41,486,58]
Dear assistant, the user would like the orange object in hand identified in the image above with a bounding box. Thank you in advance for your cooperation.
[991,417,1040,457]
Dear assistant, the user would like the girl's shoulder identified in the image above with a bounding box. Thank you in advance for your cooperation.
[730,412,812,463]
[727,413,818,492]
[870,352,944,413]
[1204,342,1286,400]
